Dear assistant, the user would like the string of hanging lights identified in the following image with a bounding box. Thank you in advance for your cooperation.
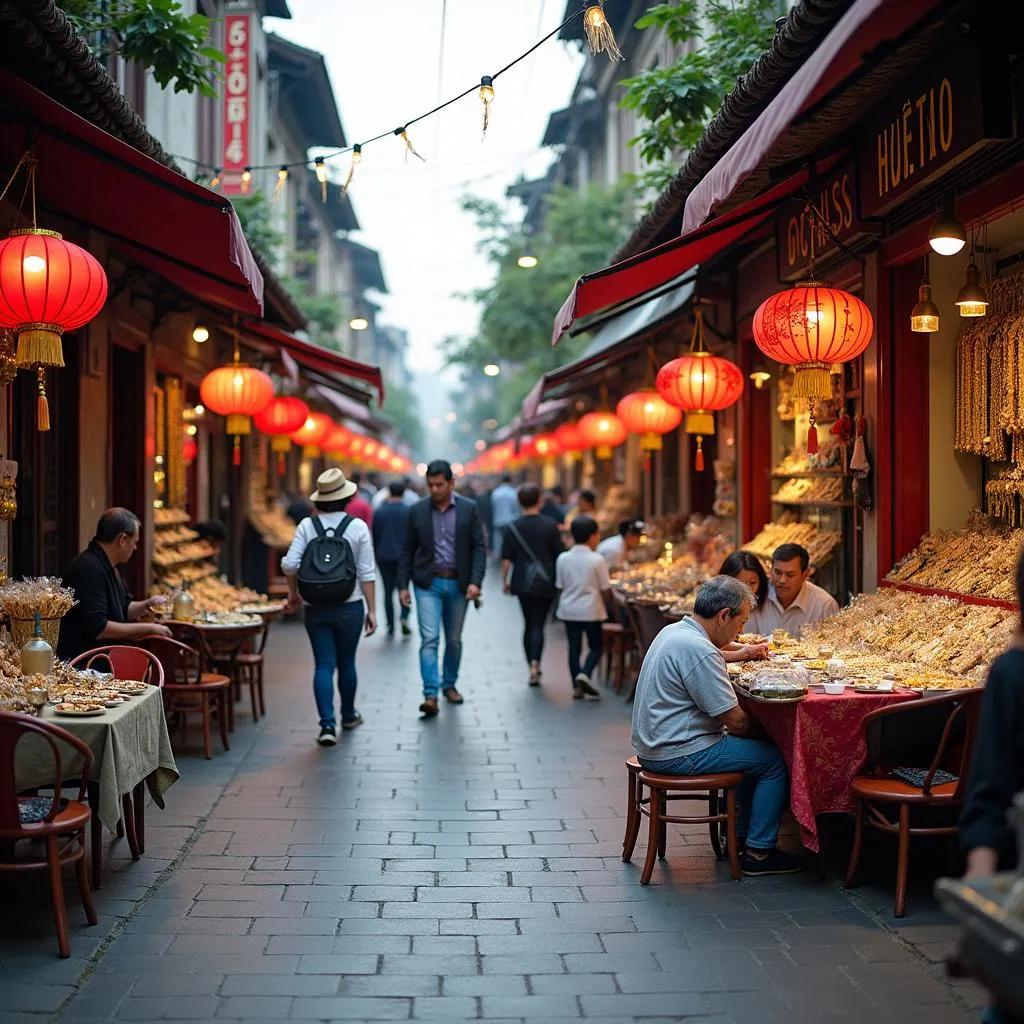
[169,3,622,200]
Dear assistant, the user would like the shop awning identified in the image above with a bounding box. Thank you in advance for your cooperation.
[0,70,264,317]
[242,319,384,404]
[312,383,391,434]
[531,272,696,418]
[681,0,941,231]
[552,175,801,345]
[494,399,570,444]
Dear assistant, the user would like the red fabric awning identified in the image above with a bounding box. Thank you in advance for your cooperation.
[552,173,804,344]
[0,71,263,317]
[682,0,940,232]
[241,319,384,404]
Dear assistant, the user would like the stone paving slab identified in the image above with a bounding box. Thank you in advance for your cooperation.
[0,578,986,1021]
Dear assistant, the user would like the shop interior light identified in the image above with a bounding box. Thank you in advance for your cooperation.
[956,233,988,318]
[475,439,486,451]
[348,316,369,331]
[445,412,457,423]
[193,404,204,416]
[483,363,500,376]
[929,195,967,256]
[517,244,538,269]
[484,418,498,430]
[749,367,771,390]
[192,325,210,343]
[911,256,940,333]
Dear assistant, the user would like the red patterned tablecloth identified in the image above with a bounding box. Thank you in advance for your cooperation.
[738,689,918,852]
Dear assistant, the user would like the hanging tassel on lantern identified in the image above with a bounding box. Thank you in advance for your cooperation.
[36,366,50,432]
[583,1,623,61]
[16,325,65,372]
[806,398,819,454]
[340,145,361,200]
[694,435,705,472]
[395,128,426,162]
[232,435,242,467]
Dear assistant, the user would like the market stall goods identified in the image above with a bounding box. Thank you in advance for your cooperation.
[772,476,845,504]
[592,483,640,535]
[248,506,296,550]
[886,514,1020,602]
[742,519,841,567]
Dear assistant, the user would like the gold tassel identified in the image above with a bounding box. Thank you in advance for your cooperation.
[792,363,833,402]
[36,366,50,432]
[340,145,361,200]
[584,2,623,61]
[685,411,714,435]
[396,128,426,162]
[16,327,64,369]
[315,157,328,202]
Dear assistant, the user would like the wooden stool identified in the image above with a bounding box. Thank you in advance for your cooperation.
[633,769,744,883]
[601,622,634,691]
[622,755,644,860]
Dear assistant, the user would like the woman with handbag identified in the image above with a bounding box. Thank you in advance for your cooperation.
[500,482,563,686]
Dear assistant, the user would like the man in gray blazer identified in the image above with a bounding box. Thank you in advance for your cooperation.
[399,460,486,717]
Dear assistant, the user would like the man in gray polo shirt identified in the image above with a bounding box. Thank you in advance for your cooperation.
[631,575,801,876]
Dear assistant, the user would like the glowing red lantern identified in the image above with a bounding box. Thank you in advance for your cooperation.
[616,388,683,452]
[656,310,743,470]
[753,281,872,450]
[577,411,628,460]
[182,434,198,465]
[290,411,334,457]
[0,228,108,430]
[348,434,367,463]
[200,357,275,465]
[533,433,562,461]
[554,422,584,460]
[254,395,309,474]
[321,424,353,459]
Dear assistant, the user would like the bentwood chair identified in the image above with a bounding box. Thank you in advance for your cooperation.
[138,636,231,761]
[622,601,670,701]
[181,624,261,728]
[601,592,635,692]
[0,712,97,957]
[70,645,164,887]
[844,689,983,917]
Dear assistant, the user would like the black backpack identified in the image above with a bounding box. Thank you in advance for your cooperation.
[297,516,357,605]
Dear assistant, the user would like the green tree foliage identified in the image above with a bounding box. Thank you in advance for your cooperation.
[61,0,225,97]
[446,182,635,429]
[230,192,284,262]
[381,384,425,455]
[620,0,780,192]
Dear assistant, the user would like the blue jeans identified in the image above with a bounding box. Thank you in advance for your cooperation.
[564,620,603,679]
[640,735,789,851]
[378,560,410,632]
[304,601,364,729]
[414,577,468,698]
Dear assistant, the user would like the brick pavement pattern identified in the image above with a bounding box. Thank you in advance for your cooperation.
[0,578,985,1022]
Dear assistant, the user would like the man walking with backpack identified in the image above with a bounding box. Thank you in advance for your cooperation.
[282,468,377,746]
[399,460,486,718]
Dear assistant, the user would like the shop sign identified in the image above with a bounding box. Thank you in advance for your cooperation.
[220,12,252,195]
[775,161,864,282]
[859,47,1011,218]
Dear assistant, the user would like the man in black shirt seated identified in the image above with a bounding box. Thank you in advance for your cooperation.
[58,508,171,662]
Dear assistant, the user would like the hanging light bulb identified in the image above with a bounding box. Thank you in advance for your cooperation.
[273,165,288,201]
[479,76,494,138]
[314,156,328,202]
[583,1,623,61]
[349,316,369,331]
[240,166,252,194]
[749,366,771,390]
[209,167,222,189]
[517,240,538,269]
[956,262,988,317]
[929,195,967,256]
[340,145,361,200]
[911,255,940,333]
[395,127,426,162]
[192,324,210,344]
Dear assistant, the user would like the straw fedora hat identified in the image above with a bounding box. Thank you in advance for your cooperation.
[310,467,358,503]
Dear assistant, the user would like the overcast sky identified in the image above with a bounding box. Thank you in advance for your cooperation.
[271,0,583,379]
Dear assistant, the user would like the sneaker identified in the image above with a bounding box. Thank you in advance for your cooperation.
[317,727,337,747]
[528,661,541,687]
[419,698,439,718]
[573,674,600,699]
[740,848,803,877]
[401,622,412,637]
[341,713,364,731]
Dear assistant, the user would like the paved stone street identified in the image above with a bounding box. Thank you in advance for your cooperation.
[0,578,987,1022]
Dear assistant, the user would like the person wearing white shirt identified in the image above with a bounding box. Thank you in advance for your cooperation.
[490,475,519,553]
[555,516,610,699]
[282,468,377,746]
[371,478,419,511]
[746,543,839,639]
[597,519,645,570]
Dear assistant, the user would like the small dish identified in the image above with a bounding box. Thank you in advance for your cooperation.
[822,681,847,695]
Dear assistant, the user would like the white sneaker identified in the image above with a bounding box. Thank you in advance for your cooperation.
[317,727,337,746]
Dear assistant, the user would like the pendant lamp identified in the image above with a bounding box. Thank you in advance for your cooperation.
[752,281,872,451]
[290,411,334,458]
[656,309,743,470]
[910,254,940,334]
[254,395,310,474]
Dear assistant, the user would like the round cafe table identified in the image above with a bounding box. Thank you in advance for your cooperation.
[737,686,919,852]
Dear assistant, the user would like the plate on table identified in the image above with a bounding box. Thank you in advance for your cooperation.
[53,703,105,717]
[117,682,148,696]
[237,603,284,615]
[744,690,807,704]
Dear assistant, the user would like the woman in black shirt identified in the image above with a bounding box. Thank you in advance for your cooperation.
[501,482,564,685]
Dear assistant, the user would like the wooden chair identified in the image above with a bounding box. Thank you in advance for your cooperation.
[601,592,635,691]
[0,712,97,957]
[844,689,983,917]
[631,768,744,884]
[70,645,165,890]
[183,625,259,728]
[138,636,230,761]
[234,618,271,722]
[622,601,669,700]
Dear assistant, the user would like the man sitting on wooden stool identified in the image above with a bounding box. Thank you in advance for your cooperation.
[631,575,801,877]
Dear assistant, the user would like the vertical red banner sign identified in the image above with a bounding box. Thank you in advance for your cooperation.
[220,13,251,194]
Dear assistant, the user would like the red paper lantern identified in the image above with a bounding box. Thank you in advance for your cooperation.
[182,434,198,465]
[290,412,334,455]
[254,395,309,474]
[616,388,683,452]
[348,434,368,462]
[321,424,353,457]
[554,422,584,457]
[533,433,562,461]
[577,411,628,460]
[0,228,108,429]
[200,360,275,465]
[752,281,872,450]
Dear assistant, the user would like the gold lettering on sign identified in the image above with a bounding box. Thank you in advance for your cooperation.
[783,172,855,274]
